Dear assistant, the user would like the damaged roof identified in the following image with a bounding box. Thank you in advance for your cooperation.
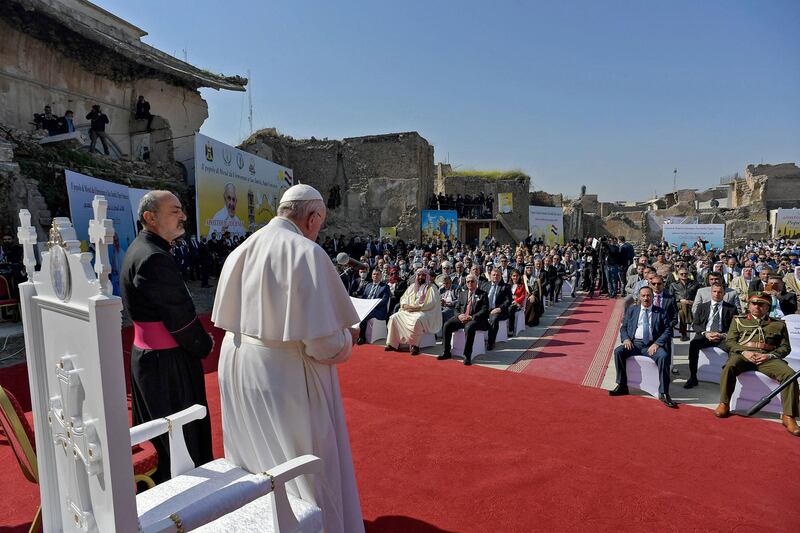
[3,0,247,91]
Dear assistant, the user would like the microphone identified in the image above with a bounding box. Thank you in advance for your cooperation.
[335,253,368,272]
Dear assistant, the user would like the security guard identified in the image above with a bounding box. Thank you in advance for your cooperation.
[715,292,799,436]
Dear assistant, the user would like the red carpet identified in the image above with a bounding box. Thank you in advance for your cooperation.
[512,297,622,386]
[2,317,800,532]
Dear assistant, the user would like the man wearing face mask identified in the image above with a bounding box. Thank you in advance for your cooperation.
[351,266,370,297]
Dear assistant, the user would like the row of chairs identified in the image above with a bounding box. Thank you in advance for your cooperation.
[626,314,800,414]
[365,307,531,360]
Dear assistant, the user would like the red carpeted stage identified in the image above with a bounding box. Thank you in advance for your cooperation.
[2,302,799,532]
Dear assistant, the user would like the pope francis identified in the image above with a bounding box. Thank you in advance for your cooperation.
[212,184,364,533]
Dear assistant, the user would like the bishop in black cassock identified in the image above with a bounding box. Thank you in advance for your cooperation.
[121,191,213,482]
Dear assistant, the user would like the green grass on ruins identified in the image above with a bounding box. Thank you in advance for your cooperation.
[448,169,529,180]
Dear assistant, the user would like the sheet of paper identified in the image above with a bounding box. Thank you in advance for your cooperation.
[350,297,383,326]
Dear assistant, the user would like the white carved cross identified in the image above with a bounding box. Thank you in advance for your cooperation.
[88,196,115,296]
[17,209,38,281]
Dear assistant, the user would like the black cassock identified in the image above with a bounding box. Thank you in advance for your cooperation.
[121,230,213,482]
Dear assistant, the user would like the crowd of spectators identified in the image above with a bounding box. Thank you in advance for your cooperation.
[427,192,494,219]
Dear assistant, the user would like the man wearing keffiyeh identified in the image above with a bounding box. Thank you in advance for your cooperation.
[385,268,442,355]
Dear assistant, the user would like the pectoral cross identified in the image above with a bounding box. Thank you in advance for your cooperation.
[17,209,38,281]
[88,196,115,296]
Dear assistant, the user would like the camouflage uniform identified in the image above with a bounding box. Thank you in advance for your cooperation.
[720,306,797,416]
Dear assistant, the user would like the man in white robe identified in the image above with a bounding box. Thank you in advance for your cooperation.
[384,268,442,355]
[211,184,364,533]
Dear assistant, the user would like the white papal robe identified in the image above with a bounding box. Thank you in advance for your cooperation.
[211,216,364,533]
[386,283,442,348]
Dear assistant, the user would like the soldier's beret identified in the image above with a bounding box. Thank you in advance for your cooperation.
[747,292,771,305]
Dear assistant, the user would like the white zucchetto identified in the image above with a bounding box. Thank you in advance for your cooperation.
[280,184,323,203]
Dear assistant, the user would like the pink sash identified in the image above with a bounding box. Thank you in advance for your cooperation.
[133,321,179,350]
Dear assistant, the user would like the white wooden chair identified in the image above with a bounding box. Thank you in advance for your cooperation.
[625,355,660,398]
[18,201,323,533]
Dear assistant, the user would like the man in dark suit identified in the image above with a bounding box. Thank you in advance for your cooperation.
[765,274,798,316]
[684,285,736,388]
[485,269,512,350]
[355,268,391,345]
[438,275,489,366]
[609,286,677,408]
[650,275,677,330]
[748,267,771,293]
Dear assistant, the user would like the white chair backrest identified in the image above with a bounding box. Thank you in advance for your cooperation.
[784,314,800,359]
[18,200,140,532]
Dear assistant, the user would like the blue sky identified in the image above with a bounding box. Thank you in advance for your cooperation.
[97,0,799,201]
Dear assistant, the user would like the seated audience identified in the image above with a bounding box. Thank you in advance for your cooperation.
[716,292,799,436]
[439,275,489,366]
[609,286,677,408]
[355,269,391,345]
[684,285,736,389]
[484,269,512,350]
[670,267,698,341]
[385,268,442,355]
[507,269,527,335]
[693,272,740,314]
[764,274,797,317]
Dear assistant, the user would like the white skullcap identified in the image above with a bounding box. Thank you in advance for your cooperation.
[280,184,323,203]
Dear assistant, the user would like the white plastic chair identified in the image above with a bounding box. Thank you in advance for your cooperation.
[365,318,387,343]
[513,312,526,336]
[451,330,486,359]
[625,355,661,398]
[494,319,509,343]
[697,346,728,384]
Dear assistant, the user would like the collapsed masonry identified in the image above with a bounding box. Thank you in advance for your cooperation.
[240,129,435,241]
[562,163,800,245]
[0,124,188,241]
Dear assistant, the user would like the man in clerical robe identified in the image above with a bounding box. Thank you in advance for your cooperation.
[212,184,364,533]
[121,191,214,483]
[385,268,443,355]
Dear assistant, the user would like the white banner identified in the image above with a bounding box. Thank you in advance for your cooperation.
[195,133,293,238]
[529,205,564,246]
[662,223,724,250]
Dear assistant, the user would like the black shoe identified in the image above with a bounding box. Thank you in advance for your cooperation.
[463,358,472,366]
[410,345,420,355]
[384,345,395,352]
[683,377,698,389]
[609,385,629,396]
[437,352,452,360]
[659,393,678,408]
[487,343,495,351]
[680,334,689,342]
[356,337,366,345]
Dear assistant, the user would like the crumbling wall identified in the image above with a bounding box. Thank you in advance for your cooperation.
[240,131,435,240]
[0,14,207,167]
[0,123,188,239]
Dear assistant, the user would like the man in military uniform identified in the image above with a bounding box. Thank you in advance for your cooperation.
[715,292,799,437]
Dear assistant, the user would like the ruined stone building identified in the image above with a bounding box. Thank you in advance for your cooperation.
[240,130,435,241]
[0,0,246,171]
[0,0,245,238]
[434,165,531,243]
[563,162,800,245]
